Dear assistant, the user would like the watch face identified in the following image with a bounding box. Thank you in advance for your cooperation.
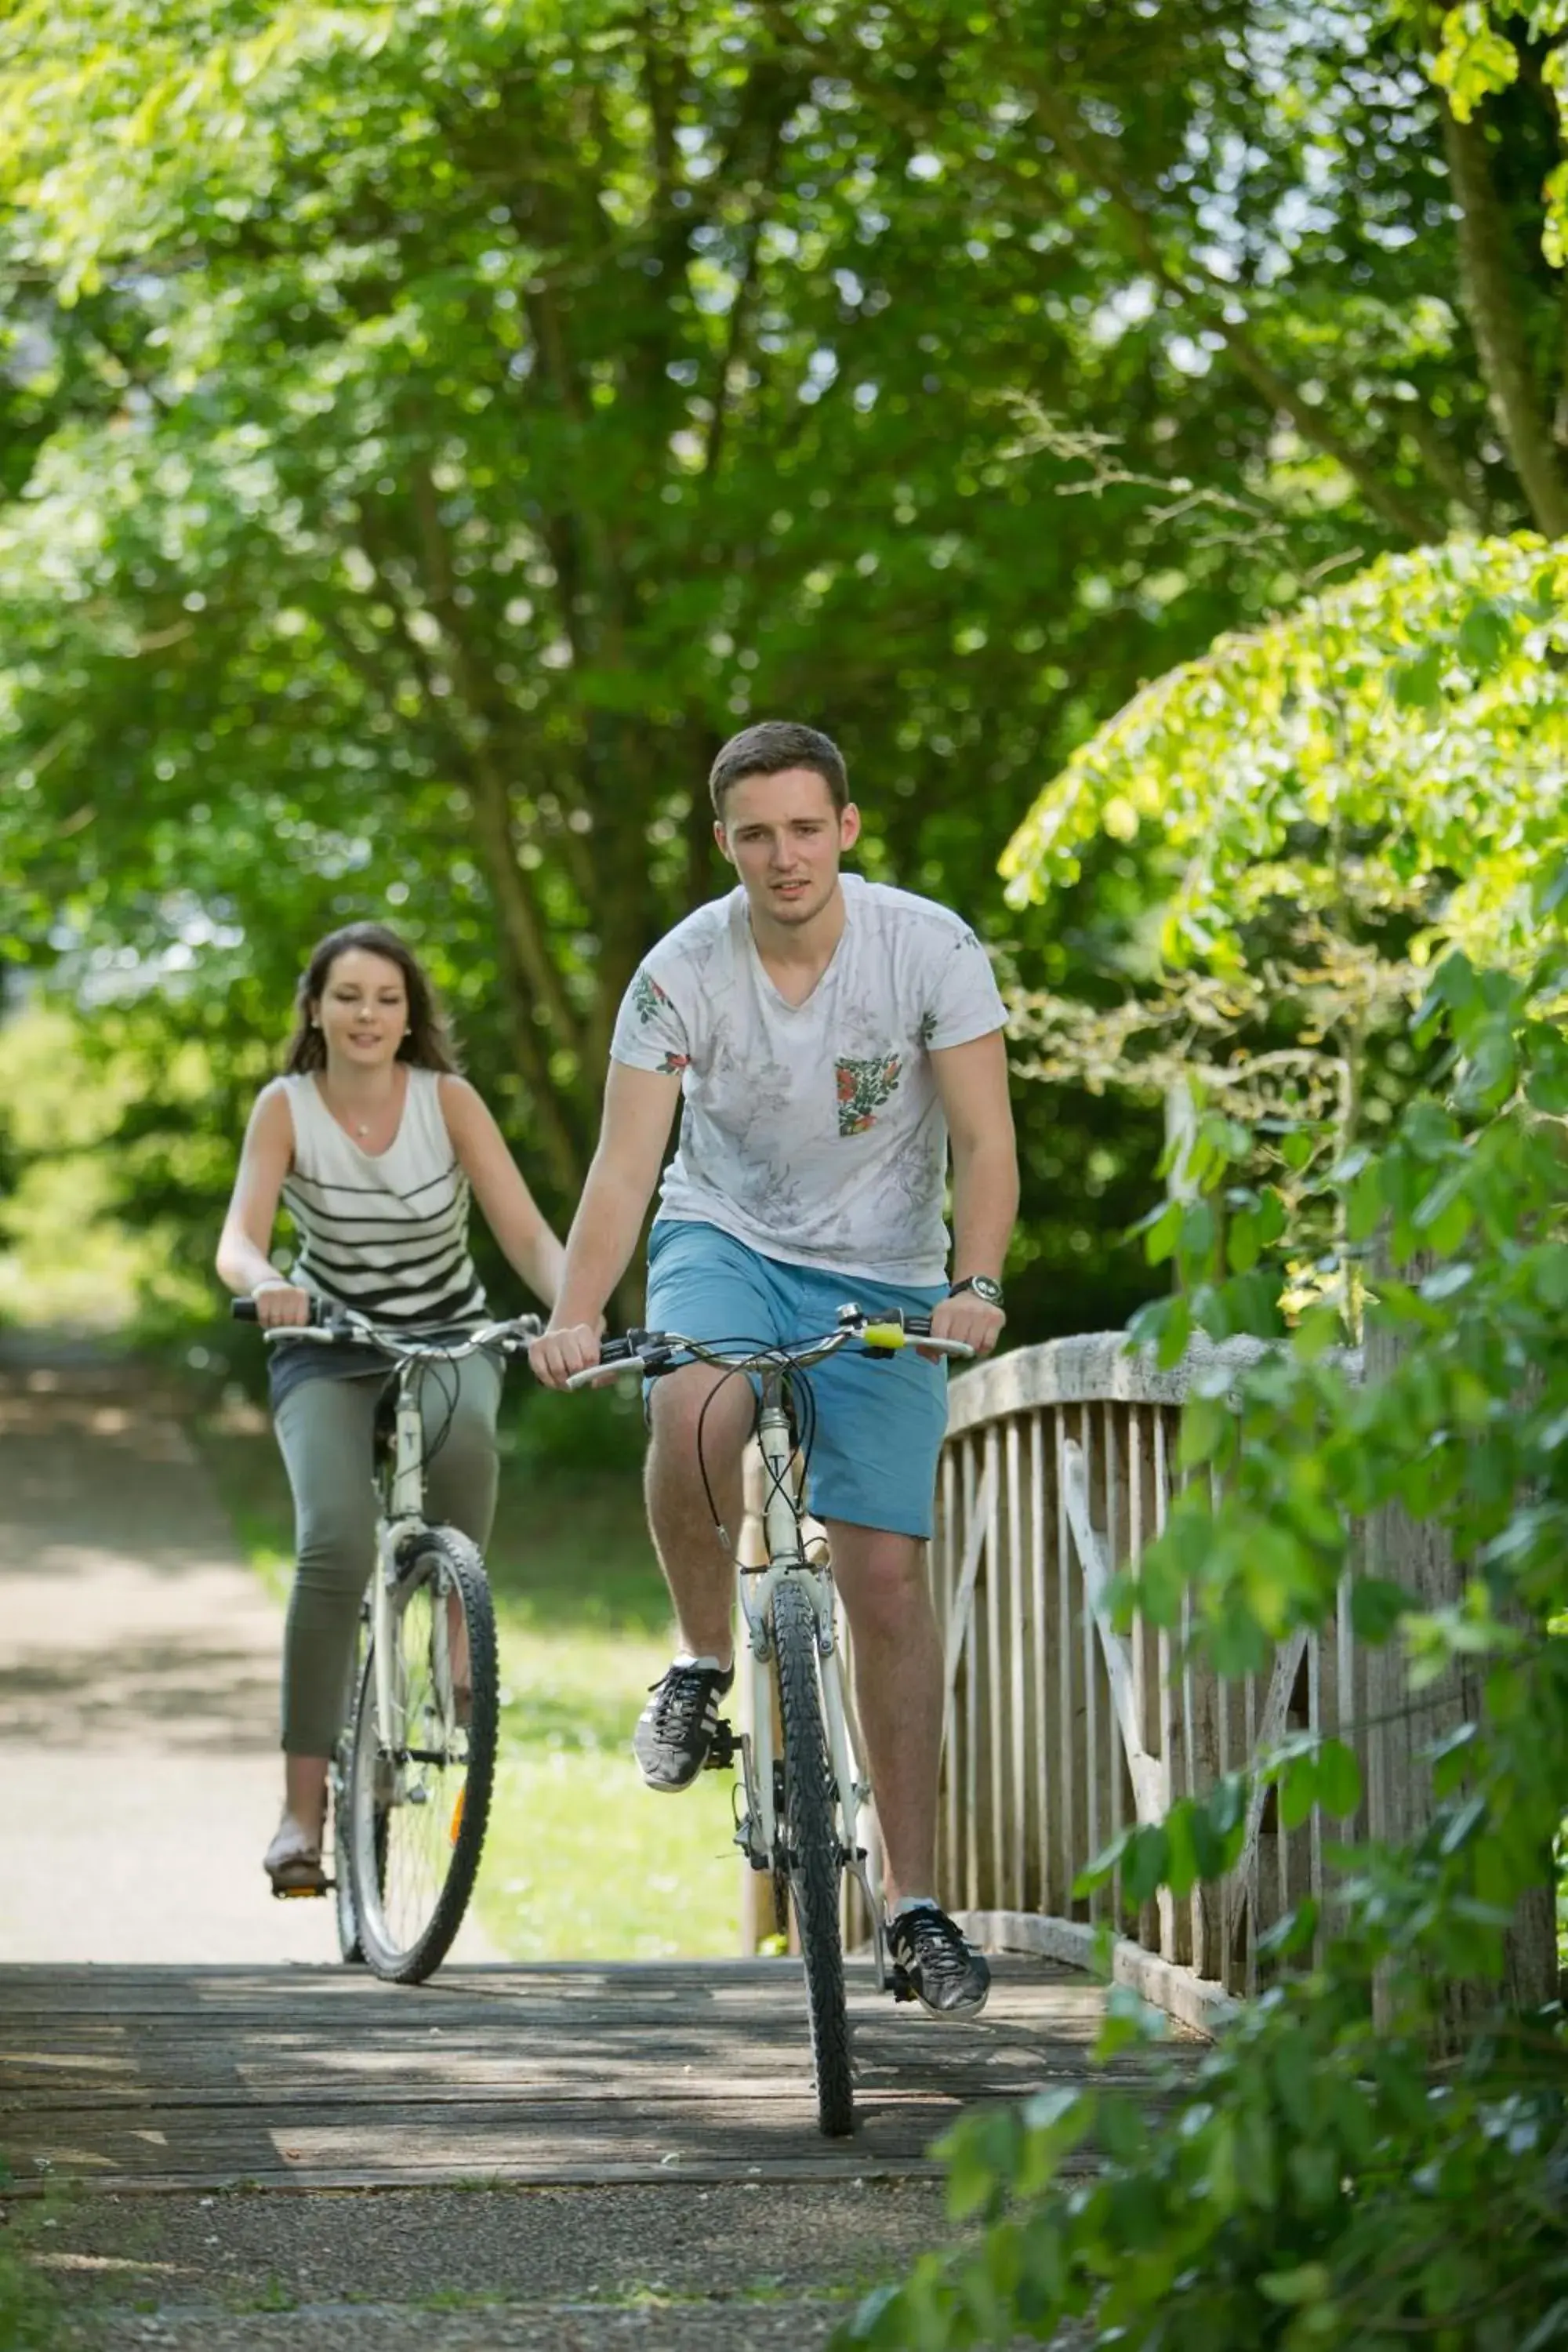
[960,1276,1004,1307]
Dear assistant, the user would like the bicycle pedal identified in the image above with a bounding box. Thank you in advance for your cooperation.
[706,1718,739,1768]
[272,1882,332,1902]
[889,1963,916,2004]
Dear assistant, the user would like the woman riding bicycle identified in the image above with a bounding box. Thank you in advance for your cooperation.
[216,921,564,1896]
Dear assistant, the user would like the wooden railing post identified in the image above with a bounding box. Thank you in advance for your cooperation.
[929,1334,1359,2024]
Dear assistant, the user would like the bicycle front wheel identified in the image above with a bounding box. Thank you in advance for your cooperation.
[332,1598,371,1965]
[347,1526,499,1984]
[772,1575,855,2137]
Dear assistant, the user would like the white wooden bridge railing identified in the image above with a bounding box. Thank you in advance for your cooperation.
[928,1333,1370,2034]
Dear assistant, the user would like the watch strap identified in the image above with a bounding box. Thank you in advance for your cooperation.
[949,1275,1004,1307]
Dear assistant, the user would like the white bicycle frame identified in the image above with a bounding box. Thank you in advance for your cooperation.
[371,1380,451,1799]
[735,1385,884,1981]
[568,1308,972,1987]
[257,1309,535,1802]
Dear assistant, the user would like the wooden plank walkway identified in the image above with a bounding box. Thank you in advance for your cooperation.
[0,1955,1177,2194]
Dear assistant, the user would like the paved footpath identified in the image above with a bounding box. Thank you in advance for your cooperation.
[0,1346,1147,2348]
[0,1341,491,1965]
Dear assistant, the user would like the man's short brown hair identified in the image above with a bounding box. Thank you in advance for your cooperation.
[708,720,848,816]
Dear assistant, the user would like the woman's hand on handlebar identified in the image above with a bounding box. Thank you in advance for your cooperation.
[528,1321,602,1390]
[251,1279,313,1330]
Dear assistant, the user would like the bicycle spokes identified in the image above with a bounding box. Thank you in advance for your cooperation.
[347,1534,498,1984]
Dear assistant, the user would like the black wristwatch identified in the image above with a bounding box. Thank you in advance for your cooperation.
[949,1274,1005,1308]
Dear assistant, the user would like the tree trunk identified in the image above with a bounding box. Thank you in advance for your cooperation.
[1363,1248,1559,2042]
[1442,103,1568,539]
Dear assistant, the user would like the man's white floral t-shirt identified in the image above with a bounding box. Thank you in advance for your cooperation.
[609,877,1007,1285]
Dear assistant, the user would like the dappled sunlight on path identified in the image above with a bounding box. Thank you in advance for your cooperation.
[0,1342,494,1965]
[0,1956,1143,2190]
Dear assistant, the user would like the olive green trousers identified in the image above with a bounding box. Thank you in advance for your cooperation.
[272,1355,502,1755]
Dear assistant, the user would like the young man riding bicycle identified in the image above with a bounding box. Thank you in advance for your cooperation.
[530,721,1018,2017]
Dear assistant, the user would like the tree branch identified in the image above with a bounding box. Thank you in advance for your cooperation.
[684,717,724,912]
[1439,100,1568,536]
[1391,400,1494,526]
[402,452,591,1076]
[701,117,786,488]
[842,9,1438,544]
[460,757,588,1200]
[640,9,681,204]
[301,547,586,1192]
[1010,73,1439,545]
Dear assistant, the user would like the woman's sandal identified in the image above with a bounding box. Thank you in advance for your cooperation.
[263,1817,328,1899]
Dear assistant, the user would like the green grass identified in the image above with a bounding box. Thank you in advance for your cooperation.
[194,1396,742,1961]
[0,2166,74,2352]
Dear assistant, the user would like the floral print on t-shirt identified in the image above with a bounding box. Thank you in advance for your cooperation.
[632,967,690,1073]
[836,1053,904,1136]
[633,968,673,1024]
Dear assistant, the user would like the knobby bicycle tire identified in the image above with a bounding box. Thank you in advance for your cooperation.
[772,1575,855,2137]
[347,1526,499,1984]
[333,1602,371,1965]
[332,1775,365,1965]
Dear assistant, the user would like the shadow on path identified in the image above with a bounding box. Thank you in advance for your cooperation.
[0,1345,343,1962]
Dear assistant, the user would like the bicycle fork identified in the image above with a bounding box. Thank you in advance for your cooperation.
[372,1388,458,1803]
[723,1399,889,1990]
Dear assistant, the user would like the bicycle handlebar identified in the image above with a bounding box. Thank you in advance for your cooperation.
[229,1297,542,1356]
[561,1308,975,1391]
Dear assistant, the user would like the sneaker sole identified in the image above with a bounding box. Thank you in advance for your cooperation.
[633,1747,709,1793]
[909,1987,991,2020]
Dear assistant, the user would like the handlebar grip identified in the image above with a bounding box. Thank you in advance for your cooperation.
[564,1356,645,1389]
[230,1292,335,1328]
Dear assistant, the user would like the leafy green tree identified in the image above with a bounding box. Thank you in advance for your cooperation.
[2,2,1202,1200]
[837,943,1568,2351]
[1002,532,1567,1185]
[2,0,1564,1329]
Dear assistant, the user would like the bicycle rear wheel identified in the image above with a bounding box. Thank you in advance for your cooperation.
[772,1575,855,2137]
[347,1526,499,1984]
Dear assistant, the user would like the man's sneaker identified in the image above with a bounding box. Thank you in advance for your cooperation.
[633,1660,735,1791]
[887,1904,992,2017]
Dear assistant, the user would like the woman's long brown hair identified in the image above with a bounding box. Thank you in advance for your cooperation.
[282,923,461,1075]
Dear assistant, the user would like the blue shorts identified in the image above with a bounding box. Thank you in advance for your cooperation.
[644,1219,949,1541]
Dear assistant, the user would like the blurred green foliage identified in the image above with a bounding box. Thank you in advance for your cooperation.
[4,0,1562,1334]
[1001,534,1568,1250]
[840,949,1568,2350]
[0,6,1564,2328]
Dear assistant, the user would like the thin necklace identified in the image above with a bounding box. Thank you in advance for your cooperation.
[325,1076,387,1140]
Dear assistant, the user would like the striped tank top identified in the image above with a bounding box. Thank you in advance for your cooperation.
[280,1068,488,1328]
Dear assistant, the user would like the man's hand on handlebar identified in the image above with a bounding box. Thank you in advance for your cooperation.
[927,1290,1005,1361]
[250,1279,313,1330]
[528,1321,603,1391]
